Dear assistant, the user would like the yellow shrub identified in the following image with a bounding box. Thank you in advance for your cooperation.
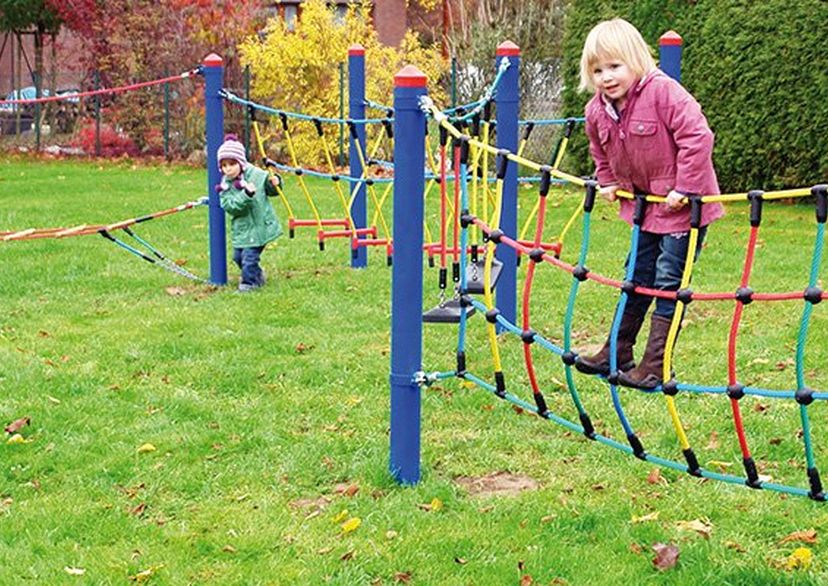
[239,0,447,167]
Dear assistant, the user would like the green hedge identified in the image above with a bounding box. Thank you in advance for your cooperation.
[560,0,828,191]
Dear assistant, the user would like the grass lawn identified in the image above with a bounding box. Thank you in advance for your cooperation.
[2,154,828,584]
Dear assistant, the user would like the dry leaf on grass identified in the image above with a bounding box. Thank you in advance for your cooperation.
[4,417,30,434]
[64,567,86,576]
[341,517,361,534]
[393,572,412,583]
[675,518,713,539]
[785,547,812,570]
[631,511,660,524]
[652,543,680,571]
[779,529,817,545]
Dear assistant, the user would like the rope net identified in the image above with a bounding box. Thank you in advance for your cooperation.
[420,95,828,502]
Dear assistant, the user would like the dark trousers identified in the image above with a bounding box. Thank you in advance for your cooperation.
[624,226,707,319]
[233,245,266,287]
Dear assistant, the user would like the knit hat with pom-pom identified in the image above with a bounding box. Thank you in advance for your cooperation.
[217,134,248,171]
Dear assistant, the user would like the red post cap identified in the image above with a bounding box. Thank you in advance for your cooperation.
[203,53,223,67]
[348,44,365,56]
[496,41,521,57]
[395,65,427,88]
[659,31,683,46]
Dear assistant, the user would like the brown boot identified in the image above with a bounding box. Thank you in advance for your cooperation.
[575,312,645,376]
[617,314,674,389]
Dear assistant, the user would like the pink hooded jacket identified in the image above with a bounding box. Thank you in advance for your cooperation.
[584,69,724,234]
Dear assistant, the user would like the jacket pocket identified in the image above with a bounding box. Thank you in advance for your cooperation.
[628,119,658,150]
[648,176,675,196]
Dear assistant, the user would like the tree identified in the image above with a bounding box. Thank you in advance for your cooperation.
[0,0,62,97]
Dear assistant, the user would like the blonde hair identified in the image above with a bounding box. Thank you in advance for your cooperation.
[578,18,657,92]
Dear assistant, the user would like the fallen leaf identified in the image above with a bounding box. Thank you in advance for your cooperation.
[386,530,398,540]
[165,286,187,296]
[754,403,769,413]
[333,509,348,523]
[317,546,333,555]
[137,443,156,454]
[519,575,533,586]
[64,567,86,576]
[340,550,355,561]
[454,557,467,565]
[47,396,61,404]
[631,511,660,524]
[6,433,28,445]
[779,529,817,545]
[417,497,443,512]
[785,547,812,570]
[393,571,412,583]
[676,518,713,539]
[646,469,662,484]
[706,431,719,450]
[725,541,746,553]
[333,483,359,497]
[4,417,30,434]
[629,543,643,554]
[341,517,361,534]
[652,542,680,571]
[130,503,147,517]
[707,460,732,472]
[129,565,164,582]
[222,544,236,553]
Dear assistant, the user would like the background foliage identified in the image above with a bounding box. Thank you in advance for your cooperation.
[239,0,447,167]
[560,0,828,191]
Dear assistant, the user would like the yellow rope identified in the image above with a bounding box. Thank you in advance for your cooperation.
[252,120,295,220]
[283,125,323,227]
[315,123,354,231]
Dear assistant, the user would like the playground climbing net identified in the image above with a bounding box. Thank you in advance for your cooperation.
[418,94,828,502]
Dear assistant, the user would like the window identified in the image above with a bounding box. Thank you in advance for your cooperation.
[285,6,298,31]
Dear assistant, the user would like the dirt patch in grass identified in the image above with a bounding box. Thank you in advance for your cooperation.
[454,471,539,497]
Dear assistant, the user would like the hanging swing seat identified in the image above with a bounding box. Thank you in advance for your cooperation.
[464,257,503,294]
[423,297,476,324]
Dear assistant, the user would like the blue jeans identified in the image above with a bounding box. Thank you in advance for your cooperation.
[233,245,266,288]
[624,227,707,319]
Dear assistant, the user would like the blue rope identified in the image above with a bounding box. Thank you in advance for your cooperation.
[518,117,586,126]
[221,89,389,125]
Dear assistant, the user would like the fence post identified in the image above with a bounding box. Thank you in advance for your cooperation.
[659,31,683,82]
[494,41,520,329]
[389,65,428,485]
[164,67,170,160]
[349,44,368,268]
[94,70,101,157]
[203,53,227,286]
[244,65,251,159]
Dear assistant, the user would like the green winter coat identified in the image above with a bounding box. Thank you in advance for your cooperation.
[219,165,282,248]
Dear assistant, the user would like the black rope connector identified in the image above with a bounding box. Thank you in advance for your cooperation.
[583,180,598,213]
[279,112,289,131]
[808,467,825,501]
[539,166,552,197]
[795,387,815,406]
[459,136,470,165]
[607,371,620,385]
[529,248,545,263]
[459,294,474,308]
[572,265,589,282]
[621,280,636,295]
[496,150,510,180]
[348,121,359,139]
[683,448,703,477]
[748,190,764,227]
[689,196,703,229]
[483,101,491,121]
[804,286,823,305]
[485,308,501,324]
[662,379,679,396]
[633,194,647,225]
[438,267,447,291]
[533,393,548,417]
[561,351,577,366]
[456,351,466,377]
[471,114,481,136]
[743,457,762,489]
[813,184,828,224]
[488,229,503,244]
[331,174,340,182]
[677,288,693,305]
[564,118,576,139]
[727,384,745,400]
[460,211,475,229]
[494,371,506,397]
[313,118,324,137]
[627,433,647,460]
[522,122,535,141]
[579,412,596,439]
[735,287,754,305]
[521,329,536,344]
[452,262,460,284]
[382,119,393,139]
[294,168,304,176]
[438,125,448,146]
[366,178,374,186]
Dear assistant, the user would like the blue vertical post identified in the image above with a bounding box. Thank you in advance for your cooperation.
[389,65,428,485]
[495,41,520,328]
[203,53,227,285]
[349,44,368,268]
[659,31,683,82]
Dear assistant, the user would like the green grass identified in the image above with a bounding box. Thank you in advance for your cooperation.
[2,154,828,584]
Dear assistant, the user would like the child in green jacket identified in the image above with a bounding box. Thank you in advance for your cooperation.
[216,134,283,292]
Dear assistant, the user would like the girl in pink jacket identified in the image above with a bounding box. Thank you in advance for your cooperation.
[574,18,724,389]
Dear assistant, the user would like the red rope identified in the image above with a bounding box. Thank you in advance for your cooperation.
[0,69,199,106]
